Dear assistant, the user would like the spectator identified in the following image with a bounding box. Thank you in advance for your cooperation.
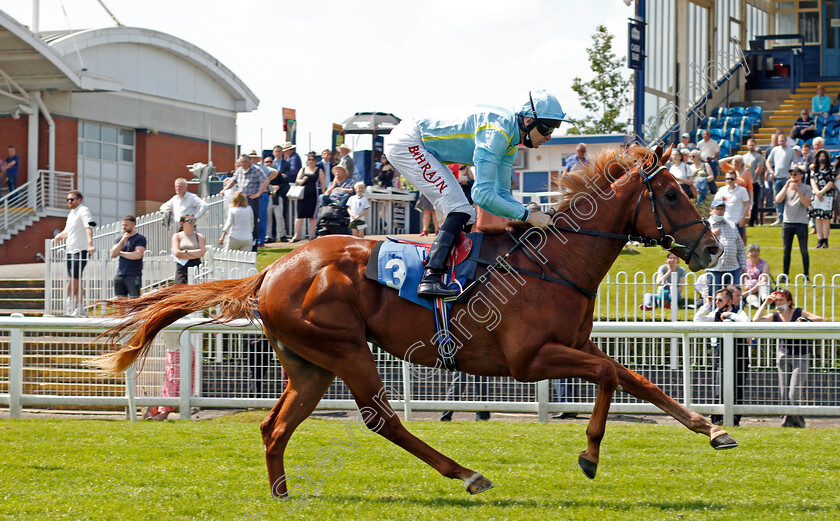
[457,164,476,204]
[696,129,720,176]
[679,132,695,151]
[775,166,812,281]
[265,150,284,243]
[292,152,326,242]
[319,148,334,185]
[705,200,746,296]
[346,182,371,238]
[689,150,714,205]
[109,215,146,299]
[795,143,814,174]
[811,85,832,118]
[765,129,796,225]
[440,372,491,422]
[752,288,824,428]
[641,252,686,310]
[375,154,396,188]
[1,145,19,193]
[812,136,825,153]
[159,177,209,225]
[564,143,589,174]
[218,191,254,251]
[742,244,771,309]
[669,148,695,199]
[791,110,817,141]
[740,139,765,225]
[220,154,270,251]
[713,167,751,242]
[337,143,355,182]
[415,193,439,237]
[694,287,749,426]
[171,214,206,285]
[808,149,835,249]
[320,165,354,207]
[251,151,277,248]
[54,190,95,316]
[281,142,302,229]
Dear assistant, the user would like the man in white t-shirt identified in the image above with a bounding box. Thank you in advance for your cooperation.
[696,129,720,175]
[713,172,751,243]
[54,190,96,316]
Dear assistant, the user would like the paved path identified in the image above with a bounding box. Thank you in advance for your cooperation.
[0,263,45,279]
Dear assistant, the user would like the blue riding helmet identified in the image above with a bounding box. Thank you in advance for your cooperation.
[514,89,570,125]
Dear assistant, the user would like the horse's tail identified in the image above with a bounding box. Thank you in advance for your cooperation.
[91,271,268,375]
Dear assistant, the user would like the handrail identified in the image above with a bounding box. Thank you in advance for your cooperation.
[0,170,74,241]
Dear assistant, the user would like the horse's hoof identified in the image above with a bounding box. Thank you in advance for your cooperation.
[710,432,738,450]
[464,472,493,494]
[578,455,598,479]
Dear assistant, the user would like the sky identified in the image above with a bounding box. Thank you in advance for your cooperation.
[1,0,636,154]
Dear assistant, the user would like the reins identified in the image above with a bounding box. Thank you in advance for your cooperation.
[455,163,711,302]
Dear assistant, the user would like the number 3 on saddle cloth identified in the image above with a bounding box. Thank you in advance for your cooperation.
[364,232,484,371]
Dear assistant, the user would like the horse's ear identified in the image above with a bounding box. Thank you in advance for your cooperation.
[661,144,673,165]
[653,143,664,165]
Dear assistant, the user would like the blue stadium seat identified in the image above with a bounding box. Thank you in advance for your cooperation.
[709,129,724,141]
[825,136,840,146]
[728,107,745,117]
[719,139,732,157]
[711,107,729,118]
[815,115,826,133]
[727,128,742,144]
[693,129,704,143]
[699,117,714,129]
[745,106,763,126]
[710,117,726,129]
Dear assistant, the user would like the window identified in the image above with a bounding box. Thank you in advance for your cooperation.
[78,122,135,164]
[773,0,821,45]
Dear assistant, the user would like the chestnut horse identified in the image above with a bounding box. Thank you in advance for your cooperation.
[94,144,737,497]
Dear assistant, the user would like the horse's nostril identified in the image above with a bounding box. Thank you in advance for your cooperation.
[706,246,719,256]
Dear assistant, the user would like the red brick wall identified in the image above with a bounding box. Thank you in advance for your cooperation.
[0,116,30,185]
[0,216,65,265]
[135,131,235,214]
[38,115,78,173]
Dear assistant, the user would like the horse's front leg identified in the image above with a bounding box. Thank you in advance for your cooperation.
[581,340,738,450]
[510,341,619,479]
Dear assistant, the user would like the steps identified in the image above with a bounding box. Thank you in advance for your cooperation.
[752,82,840,147]
[0,279,45,316]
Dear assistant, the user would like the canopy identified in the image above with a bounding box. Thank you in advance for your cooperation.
[340,112,400,134]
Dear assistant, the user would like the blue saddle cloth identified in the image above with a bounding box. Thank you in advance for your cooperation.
[367,232,484,311]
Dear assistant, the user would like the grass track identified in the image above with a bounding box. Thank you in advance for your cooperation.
[1,413,839,520]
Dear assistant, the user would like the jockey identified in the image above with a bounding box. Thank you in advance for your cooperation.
[385,89,568,298]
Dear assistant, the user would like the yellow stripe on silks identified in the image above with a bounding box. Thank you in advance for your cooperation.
[505,146,518,157]
[422,133,473,142]
[476,124,510,142]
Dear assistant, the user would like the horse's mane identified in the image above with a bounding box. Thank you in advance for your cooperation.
[476,144,653,235]
[550,144,650,213]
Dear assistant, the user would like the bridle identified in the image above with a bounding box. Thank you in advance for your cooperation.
[459,162,713,301]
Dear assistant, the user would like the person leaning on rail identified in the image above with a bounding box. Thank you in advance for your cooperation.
[385,89,567,298]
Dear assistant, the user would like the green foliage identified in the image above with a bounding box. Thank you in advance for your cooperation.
[1,417,838,520]
[567,25,631,135]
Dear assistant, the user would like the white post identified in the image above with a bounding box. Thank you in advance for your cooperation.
[179,330,192,420]
[32,0,40,34]
[670,271,679,369]
[44,239,52,315]
[681,333,692,407]
[9,328,23,418]
[125,362,137,421]
[722,333,735,425]
[537,379,549,423]
[401,360,412,422]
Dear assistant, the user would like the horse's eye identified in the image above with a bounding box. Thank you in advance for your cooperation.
[665,190,679,202]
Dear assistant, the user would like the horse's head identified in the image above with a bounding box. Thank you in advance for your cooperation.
[627,144,722,271]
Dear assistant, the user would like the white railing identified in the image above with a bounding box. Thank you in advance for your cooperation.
[1,318,838,425]
[0,169,74,240]
[44,194,256,315]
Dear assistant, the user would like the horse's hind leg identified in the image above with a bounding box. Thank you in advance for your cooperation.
[582,340,738,450]
[261,336,336,498]
[338,348,493,494]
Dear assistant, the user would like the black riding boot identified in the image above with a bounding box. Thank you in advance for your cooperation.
[417,212,470,298]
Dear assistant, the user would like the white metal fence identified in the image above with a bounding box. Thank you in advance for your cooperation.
[44,194,257,315]
[1,318,838,426]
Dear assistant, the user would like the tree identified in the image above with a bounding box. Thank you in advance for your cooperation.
[566,25,631,135]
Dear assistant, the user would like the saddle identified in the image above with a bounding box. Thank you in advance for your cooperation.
[385,232,474,268]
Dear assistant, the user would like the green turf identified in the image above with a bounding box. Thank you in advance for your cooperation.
[1,414,839,520]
